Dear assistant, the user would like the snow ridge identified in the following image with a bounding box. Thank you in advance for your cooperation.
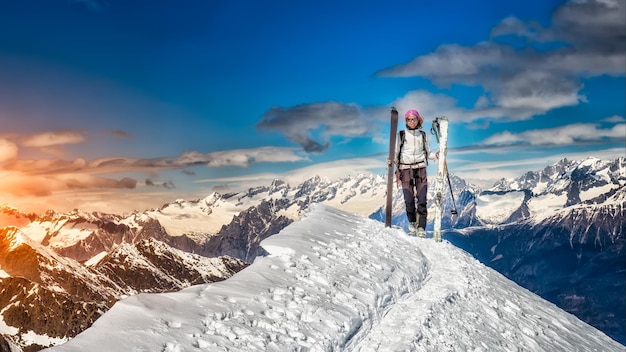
[45,205,623,352]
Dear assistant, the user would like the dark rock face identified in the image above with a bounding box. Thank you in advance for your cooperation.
[0,336,12,352]
[49,215,200,263]
[0,226,116,351]
[95,239,248,292]
[0,227,247,351]
[202,200,293,262]
[0,277,109,352]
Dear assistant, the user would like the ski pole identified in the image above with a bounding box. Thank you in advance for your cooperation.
[444,160,458,215]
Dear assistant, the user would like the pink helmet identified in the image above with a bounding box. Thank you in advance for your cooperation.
[405,109,423,126]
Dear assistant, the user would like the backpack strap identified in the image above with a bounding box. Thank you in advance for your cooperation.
[420,130,429,166]
[397,130,405,163]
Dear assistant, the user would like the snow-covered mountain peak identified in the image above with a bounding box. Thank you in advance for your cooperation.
[0,226,29,251]
[39,207,96,224]
[474,157,625,225]
[1,173,386,262]
[269,178,288,192]
[576,155,621,171]
[0,204,25,215]
[0,226,59,260]
[201,191,222,205]
[159,192,223,213]
[608,185,626,204]
[492,157,624,194]
[150,173,386,238]
[490,158,574,193]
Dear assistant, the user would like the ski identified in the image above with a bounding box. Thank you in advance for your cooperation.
[432,116,449,242]
[385,107,399,227]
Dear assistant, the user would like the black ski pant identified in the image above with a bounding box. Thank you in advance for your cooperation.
[399,167,428,229]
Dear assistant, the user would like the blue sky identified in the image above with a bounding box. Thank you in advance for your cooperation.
[0,0,624,213]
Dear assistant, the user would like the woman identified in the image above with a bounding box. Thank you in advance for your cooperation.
[395,109,438,237]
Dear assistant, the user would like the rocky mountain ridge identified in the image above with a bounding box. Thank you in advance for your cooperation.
[451,156,625,227]
[0,173,385,351]
[0,226,247,352]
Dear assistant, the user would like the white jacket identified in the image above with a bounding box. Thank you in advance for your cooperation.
[395,128,437,169]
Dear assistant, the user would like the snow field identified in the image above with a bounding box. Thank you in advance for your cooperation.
[359,236,622,352]
[192,209,430,351]
[475,191,526,224]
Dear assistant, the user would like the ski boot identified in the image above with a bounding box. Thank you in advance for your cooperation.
[408,222,417,236]
[416,227,426,238]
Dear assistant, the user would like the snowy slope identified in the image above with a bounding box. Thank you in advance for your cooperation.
[446,185,626,344]
[44,205,622,352]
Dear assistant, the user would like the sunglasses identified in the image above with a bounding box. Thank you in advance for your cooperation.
[407,118,419,122]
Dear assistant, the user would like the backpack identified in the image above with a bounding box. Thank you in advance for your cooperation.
[398,129,428,166]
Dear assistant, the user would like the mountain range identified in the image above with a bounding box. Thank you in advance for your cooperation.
[0,156,623,350]
[41,204,625,352]
[0,174,386,351]
[443,157,625,345]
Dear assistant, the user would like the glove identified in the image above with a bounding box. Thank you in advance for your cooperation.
[395,169,401,186]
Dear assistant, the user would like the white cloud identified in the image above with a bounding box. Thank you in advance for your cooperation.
[378,42,589,122]
[282,157,384,184]
[551,0,625,52]
[3,146,308,176]
[258,102,368,153]
[377,43,507,79]
[482,123,625,146]
[0,139,18,162]
[178,147,308,168]
[490,16,546,41]
[21,130,86,147]
[495,71,584,110]
[195,157,384,188]
[542,50,626,77]
[376,0,625,123]
[0,145,310,213]
[602,115,626,123]
[206,148,297,167]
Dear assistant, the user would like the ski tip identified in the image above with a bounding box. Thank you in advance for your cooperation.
[390,106,397,112]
